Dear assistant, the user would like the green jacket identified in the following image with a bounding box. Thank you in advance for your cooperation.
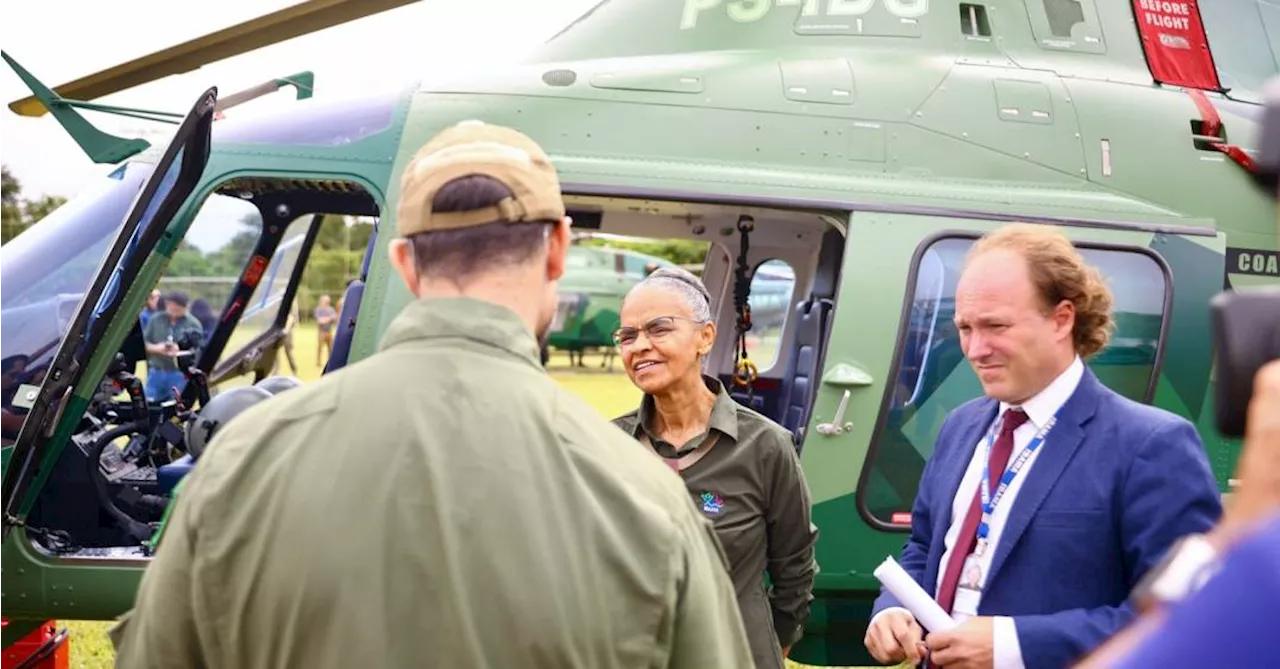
[143,312,204,371]
[111,297,752,669]
[614,375,819,669]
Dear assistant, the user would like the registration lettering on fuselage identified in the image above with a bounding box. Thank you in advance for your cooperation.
[680,0,930,30]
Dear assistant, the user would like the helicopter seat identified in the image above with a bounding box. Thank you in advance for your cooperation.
[776,297,833,446]
[157,454,195,495]
[729,387,766,413]
[323,279,364,374]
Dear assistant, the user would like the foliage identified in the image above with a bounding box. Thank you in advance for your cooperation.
[1,165,68,244]
[164,209,375,321]
[168,213,263,278]
[293,214,373,317]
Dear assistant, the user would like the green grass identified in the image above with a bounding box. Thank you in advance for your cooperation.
[57,345,883,668]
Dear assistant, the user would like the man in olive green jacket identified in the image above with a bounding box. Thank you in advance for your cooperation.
[110,120,753,669]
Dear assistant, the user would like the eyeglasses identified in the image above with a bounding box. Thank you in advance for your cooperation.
[612,316,705,348]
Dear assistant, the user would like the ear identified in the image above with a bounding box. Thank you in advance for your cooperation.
[387,238,421,297]
[1052,299,1075,341]
[698,320,717,356]
[544,216,572,282]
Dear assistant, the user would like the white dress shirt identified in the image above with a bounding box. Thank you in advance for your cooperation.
[873,356,1084,669]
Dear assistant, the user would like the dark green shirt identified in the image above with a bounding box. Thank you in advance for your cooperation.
[142,312,204,371]
[614,375,819,669]
[110,297,753,669]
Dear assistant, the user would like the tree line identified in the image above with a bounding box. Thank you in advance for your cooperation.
[165,212,375,322]
[2,165,67,244]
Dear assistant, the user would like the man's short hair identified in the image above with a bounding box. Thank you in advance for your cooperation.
[968,223,1115,358]
[166,291,189,308]
[395,120,566,284]
[408,175,555,283]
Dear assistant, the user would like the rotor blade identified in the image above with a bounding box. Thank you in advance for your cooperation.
[8,0,417,117]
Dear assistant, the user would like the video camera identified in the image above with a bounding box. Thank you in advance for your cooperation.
[1211,75,1280,438]
[171,327,204,365]
[173,328,204,353]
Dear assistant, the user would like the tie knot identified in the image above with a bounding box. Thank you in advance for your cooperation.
[1001,408,1029,435]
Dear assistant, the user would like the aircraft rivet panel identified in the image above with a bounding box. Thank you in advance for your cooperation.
[993,79,1053,125]
[908,67,1088,179]
[779,58,856,106]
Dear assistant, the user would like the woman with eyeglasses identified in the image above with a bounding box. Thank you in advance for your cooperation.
[610,266,819,669]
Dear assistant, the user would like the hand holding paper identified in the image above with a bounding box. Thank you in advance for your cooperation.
[873,556,958,633]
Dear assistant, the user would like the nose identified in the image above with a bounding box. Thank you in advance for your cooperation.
[621,330,654,361]
[965,330,993,360]
[630,330,654,353]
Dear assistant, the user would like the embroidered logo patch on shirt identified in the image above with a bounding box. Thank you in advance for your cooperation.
[700,492,724,516]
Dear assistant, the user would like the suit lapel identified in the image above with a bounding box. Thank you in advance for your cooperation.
[927,400,998,590]
[986,370,1102,586]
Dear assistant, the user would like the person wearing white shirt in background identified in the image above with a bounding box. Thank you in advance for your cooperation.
[864,223,1221,669]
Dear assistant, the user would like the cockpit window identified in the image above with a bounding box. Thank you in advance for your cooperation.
[0,162,154,439]
[1,163,151,308]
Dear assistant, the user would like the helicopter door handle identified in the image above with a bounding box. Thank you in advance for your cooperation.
[816,389,853,436]
[815,361,874,436]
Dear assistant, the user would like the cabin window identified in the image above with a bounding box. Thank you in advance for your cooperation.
[151,194,264,344]
[225,215,317,355]
[746,258,797,372]
[857,234,1171,528]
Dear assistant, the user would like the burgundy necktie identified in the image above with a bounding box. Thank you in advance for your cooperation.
[935,408,1029,616]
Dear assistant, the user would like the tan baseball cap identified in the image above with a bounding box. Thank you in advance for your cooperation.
[395,120,566,236]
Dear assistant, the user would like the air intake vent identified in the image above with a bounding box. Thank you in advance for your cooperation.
[960,3,991,37]
[542,69,578,87]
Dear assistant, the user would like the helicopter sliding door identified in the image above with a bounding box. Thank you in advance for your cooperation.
[797,209,1220,664]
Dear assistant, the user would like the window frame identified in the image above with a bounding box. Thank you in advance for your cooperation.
[744,256,799,375]
[161,171,383,390]
[854,229,1175,532]
[206,212,325,386]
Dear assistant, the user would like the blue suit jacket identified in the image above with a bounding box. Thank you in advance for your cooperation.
[870,367,1223,668]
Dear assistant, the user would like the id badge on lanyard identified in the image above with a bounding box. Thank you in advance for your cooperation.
[954,410,1060,618]
[953,552,986,619]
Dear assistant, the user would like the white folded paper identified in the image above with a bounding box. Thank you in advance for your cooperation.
[872,556,958,632]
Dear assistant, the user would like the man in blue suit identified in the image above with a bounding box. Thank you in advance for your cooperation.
[864,224,1222,669]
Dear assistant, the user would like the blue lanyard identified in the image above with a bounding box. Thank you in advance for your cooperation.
[976,409,1060,550]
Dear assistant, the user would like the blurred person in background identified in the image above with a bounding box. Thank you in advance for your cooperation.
[142,291,203,402]
[314,294,336,367]
[1075,359,1280,669]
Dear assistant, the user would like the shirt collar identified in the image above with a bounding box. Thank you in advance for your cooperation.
[999,355,1084,428]
[378,296,542,368]
[637,374,740,445]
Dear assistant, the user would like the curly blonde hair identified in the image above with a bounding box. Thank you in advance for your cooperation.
[968,223,1115,359]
